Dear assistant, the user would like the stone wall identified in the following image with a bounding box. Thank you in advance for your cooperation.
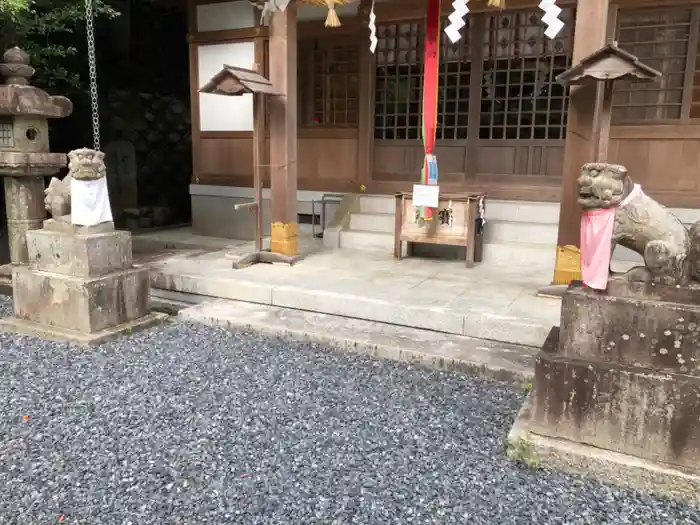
[102,90,192,226]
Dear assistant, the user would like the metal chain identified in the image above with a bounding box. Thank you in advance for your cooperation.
[85,0,101,151]
[478,196,486,225]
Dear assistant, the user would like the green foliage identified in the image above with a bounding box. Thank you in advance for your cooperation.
[506,437,541,470]
[0,0,29,18]
[0,0,120,94]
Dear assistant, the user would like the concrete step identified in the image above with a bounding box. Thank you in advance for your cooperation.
[485,220,559,245]
[339,229,394,252]
[482,242,556,270]
[349,212,395,233]
[359,194,395,214]
[485,200,559,224]
[180,299,536,386]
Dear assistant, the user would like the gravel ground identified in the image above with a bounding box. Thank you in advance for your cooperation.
[0,300,698,524]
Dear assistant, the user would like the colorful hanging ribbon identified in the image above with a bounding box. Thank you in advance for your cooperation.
[420,0,441,220]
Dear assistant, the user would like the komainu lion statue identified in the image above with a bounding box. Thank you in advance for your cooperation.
[578,162,700,286]
[44,148,106,220]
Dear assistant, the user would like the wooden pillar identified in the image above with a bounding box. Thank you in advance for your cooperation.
[551,0,611,285]
[268,4,298,257]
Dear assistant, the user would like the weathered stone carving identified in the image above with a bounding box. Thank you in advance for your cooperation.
[44,148,107,221]
[578,162,695,285]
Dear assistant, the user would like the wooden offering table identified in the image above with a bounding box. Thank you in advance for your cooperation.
[394,191,486,267]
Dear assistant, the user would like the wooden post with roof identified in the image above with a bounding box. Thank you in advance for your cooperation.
[199,63,303,267]
[555,42,662,164]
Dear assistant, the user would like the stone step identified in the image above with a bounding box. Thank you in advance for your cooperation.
[485,200,560,224]
[359,194,395,214]
[179,299,536,386]
[485,219,559,245]
[340,226,558,266]
[349,212,395,233]
[339,229,394,253]
[149,256,558,347]
[482,242,556,270]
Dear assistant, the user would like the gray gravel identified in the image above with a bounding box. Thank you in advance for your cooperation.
[0,300,698,524]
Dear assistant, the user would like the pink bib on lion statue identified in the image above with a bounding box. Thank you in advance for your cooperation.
[580,184,642,290]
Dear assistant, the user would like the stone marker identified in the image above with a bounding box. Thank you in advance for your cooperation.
[0,148,165,344]
[508,162,700,505]
[104,140,138,220]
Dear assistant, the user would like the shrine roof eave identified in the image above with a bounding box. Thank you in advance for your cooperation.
[199,65,280,96]
[556,42,662,86]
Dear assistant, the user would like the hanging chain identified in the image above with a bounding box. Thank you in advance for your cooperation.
[85,0,101,151]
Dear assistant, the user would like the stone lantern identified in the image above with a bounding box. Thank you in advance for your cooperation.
[0,47,72,265]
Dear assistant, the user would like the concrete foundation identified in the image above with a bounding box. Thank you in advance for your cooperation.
[509,279,700,502]
[2,227,164,344]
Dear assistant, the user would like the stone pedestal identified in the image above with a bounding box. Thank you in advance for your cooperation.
[509,279,700,504]
[0,226,165,343]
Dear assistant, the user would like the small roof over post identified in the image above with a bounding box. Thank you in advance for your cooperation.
[199,65,280,96]
[556,41,662,86]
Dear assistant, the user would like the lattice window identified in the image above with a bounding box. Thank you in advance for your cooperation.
[374,20,471,140]
[299,37,359,127]
[0,119,12,148]
[437,22,472,140]
[374,22,424,140]
[613,7,692,122]
[480,8,573,139]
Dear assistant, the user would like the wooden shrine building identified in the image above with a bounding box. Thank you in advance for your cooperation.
[186,0,700,282]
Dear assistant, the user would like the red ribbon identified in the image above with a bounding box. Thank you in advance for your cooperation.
[421,0,441,220]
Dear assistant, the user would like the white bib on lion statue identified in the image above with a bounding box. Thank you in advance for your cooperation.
[70,176,113,227]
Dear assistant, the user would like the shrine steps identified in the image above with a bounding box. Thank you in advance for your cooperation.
[336,195,560,270]
[177,297,536,387]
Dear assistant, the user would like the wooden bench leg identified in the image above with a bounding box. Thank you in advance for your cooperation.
[465,200,477,268]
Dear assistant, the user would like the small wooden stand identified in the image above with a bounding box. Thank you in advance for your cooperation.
[199,63,304,269]
[394,191,485,268]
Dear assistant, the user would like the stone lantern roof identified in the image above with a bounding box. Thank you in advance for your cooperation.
[0,47,73,118]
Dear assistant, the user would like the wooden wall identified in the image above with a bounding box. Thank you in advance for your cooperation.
[188,0,365,194]
[371,140,565,201]
[196,131,359,193]
[610,126,700,208]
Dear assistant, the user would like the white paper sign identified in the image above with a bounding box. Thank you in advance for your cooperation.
[412,184,439,208]
[71,177,114,227]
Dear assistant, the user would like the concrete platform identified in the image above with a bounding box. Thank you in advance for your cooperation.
[179,299,537,386]
[0,312,168,345]
[137,231,561,348]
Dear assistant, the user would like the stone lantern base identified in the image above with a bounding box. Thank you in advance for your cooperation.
[0,223,165,344]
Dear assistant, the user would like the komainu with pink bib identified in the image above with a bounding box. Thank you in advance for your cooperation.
[578,162,700,289]
[509,162,700,485]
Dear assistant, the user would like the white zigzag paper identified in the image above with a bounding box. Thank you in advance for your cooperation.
[444,0,469,44]
[368,0,377,54]
[539,0,564,39]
